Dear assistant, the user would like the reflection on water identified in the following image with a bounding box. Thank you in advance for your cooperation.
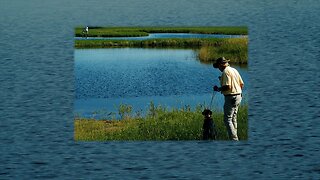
[74,48,248,118]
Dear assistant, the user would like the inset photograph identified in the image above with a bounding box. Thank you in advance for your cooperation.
[74,27,248,141]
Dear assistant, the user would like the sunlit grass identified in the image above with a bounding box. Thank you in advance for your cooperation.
[197,38,248,64]
[74,103,248,141]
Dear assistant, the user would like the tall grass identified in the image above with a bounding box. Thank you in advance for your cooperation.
[74,103,248,141]
[197,38,248,64]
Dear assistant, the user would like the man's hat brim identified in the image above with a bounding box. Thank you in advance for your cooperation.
[213,57,230,68]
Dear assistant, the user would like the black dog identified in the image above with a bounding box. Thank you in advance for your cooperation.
[202,109,216,140]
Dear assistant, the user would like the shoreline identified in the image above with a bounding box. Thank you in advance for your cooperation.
[74,104,248,141]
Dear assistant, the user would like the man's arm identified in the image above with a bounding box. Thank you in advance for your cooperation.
[218,85,231,92]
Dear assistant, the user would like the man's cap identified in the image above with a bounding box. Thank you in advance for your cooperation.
[213,57,230,68]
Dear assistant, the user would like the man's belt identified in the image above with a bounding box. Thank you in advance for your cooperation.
[224,93,241,97]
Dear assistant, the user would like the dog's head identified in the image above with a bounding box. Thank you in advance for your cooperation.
[202,109,212,118]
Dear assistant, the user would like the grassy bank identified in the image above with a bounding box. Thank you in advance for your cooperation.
[75,37,248,64]
[197,38,248,64]
[74,104,248,141]
[75,38,223,48]
[75,26,248,37]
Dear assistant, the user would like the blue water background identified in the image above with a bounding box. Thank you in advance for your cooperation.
[1,0,319,179]
[74,48,248,118]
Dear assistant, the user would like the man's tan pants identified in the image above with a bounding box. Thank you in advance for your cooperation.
[224,94,242,141]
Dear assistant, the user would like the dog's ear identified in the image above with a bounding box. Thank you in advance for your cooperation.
[202,109,212,115]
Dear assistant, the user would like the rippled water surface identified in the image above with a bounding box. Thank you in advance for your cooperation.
[1,0,320,179]
[74,48,248,118]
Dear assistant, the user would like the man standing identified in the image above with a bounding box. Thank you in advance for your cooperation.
[213,57,244,141]
[83,26,89,38]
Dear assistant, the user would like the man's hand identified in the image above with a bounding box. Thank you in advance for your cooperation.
[213,85,219,92]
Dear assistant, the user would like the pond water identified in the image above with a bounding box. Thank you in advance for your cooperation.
[74,33,247,40]
[74,48,248,119]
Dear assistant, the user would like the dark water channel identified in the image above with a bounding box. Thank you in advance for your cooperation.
[74,48,248,118]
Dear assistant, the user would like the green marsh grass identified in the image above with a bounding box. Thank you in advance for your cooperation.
[75,26,248,37]
[197,38,248,64]
[75,38,248,64]
[74,104,248,141]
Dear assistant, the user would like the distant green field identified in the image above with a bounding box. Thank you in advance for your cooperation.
[75,26,248,37]
[74,103,248,141]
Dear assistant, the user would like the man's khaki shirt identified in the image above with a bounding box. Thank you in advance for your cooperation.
[220,66,244,95]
